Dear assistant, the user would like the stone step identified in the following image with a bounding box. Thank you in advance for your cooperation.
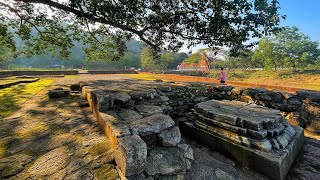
[193,112,247,136]
[194,120,272,152]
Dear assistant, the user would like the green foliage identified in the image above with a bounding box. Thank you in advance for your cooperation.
[168,53,188,69]
[184,53,202,65]
[140,48,187,71]
[141,48,156,70]
[0,23,17,66]
[0,0,283,57]
[275,27,319,70]
[252,26,320,71]
[253,38,281,70]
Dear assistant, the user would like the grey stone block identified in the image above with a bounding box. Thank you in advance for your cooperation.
[129,113,174,136]
[115,135,147,176]
[146,147,186,176]
[159,126,181,146]
[135,105,163,116]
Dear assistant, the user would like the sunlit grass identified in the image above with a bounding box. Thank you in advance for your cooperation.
[0,78,54,119]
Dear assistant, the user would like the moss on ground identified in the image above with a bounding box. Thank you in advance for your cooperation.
[64,75,80,79]
[14,124,49,138]
[88,141,113,156]
[94,164,118,180]
[0,78,54,119]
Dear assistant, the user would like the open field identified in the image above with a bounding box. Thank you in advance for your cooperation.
[125,70,320,92]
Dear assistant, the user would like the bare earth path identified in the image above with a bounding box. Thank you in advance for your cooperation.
[0,74,319,179]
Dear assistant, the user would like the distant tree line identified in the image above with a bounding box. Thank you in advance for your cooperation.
[9,39,188,70]
[210,27,320,71]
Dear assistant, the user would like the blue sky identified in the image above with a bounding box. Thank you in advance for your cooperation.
[279,0,320,42]
[180,0,320,53]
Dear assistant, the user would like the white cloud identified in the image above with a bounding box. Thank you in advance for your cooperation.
[178,43,209,54]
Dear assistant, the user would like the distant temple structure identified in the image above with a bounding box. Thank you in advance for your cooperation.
[178,52,212,73]
[199,53,210,73]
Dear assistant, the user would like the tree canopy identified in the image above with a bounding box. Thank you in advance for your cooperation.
[253,26,320,70]
[0,0,283,60]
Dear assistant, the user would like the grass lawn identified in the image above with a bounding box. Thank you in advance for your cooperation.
[0,78,54,119]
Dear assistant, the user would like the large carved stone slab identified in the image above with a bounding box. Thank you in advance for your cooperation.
[186,99,305,180]
[194,100,283,131]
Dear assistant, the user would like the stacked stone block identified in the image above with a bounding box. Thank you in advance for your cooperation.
[181,99,305,180]
[191,100,301,152]
[82,86,193,179]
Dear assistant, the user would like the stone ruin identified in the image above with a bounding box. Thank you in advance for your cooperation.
[82,86,193,179]
[77,80,320,180]
[183,100,304,179]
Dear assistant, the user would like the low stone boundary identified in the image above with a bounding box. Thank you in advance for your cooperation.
[0,70,78,77]
[87,70,138,74]
[158,84,319,134]
[0,78,40,89]
[0,71,14,78]
[12,70,78,76]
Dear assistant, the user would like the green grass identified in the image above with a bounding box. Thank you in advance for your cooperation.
[0,78,54,119]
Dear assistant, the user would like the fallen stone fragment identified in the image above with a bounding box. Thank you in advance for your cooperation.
[177,143,194,160]
[129,113,174,136]
[146,147,186,176]
[159,126,181,146]
[70,84,81,91]
[114,92,131,103]
[48,89,70,98]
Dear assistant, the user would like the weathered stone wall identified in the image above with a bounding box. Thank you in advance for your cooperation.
[0,70,78,77]
[11,70,78,76]
[0,71,13,78]
[82,86,193,179]
[155,84,319,134]
[87,70,138,74]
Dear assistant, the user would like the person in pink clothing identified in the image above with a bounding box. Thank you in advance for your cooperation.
[220,67,226,83]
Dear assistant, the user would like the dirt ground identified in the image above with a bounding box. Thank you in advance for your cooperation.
[0,74,319,179]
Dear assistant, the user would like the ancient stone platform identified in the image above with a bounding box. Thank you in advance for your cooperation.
[82,85,193,179]
[183,100,305,180]
[79,80,316,179]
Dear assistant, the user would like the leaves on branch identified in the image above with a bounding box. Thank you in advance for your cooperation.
[0,0,283,61]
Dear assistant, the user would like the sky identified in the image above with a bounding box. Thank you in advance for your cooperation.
[179,0,320,53]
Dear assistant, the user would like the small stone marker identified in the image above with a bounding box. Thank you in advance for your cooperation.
[48,88,70,98]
